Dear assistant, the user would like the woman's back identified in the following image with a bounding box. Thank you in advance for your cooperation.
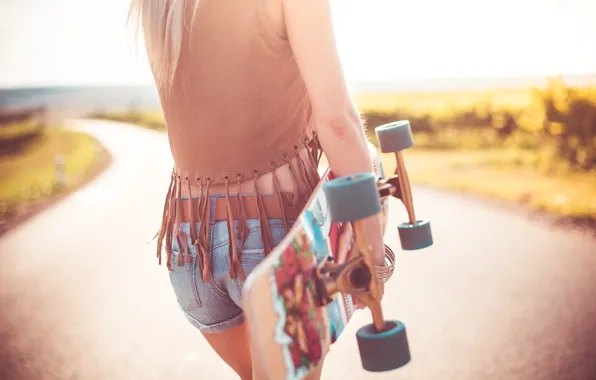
[160,0,315,186]
[147,0,323,277]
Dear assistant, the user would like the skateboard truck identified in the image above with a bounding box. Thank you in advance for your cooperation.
[322,171,413,372]
[319,120,434,372]
[375,121,433,251]
[315,231,389,333]
[376,150,422,227]
[377,176,402,200]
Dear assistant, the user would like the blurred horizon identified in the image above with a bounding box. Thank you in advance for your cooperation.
[1,0,595,89]
[2,74,595,112]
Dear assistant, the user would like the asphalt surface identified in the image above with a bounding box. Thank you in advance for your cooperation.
[1,119,595,380]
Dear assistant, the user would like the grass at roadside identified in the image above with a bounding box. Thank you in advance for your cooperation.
[0,126,110,231]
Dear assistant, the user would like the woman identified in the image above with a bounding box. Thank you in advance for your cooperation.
[128,0,386,378]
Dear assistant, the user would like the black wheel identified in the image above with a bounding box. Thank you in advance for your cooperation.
[398,219,433,250]
[375,120,414,153]
[356,320,411,371]
[322,172,381,222]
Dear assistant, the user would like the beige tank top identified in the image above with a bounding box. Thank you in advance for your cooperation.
[154,0,322,280]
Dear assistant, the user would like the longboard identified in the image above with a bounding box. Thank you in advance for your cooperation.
[242,142,388,380]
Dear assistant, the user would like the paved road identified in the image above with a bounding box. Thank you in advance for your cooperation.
[1,119,595,380]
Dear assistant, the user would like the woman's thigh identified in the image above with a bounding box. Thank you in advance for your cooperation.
[167,216,296,379]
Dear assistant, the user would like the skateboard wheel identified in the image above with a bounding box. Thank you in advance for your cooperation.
[374,120,414,153]
[323,172,381,222]
[356,320,411,372]
[398,219,433,250]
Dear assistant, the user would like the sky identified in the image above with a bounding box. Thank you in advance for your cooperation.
[0,0,594,88]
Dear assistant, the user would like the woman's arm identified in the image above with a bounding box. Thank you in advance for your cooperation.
[283,0,372,175]
[283,0,385,267]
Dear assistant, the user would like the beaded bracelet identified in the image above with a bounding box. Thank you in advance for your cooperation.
[374,245,396,283]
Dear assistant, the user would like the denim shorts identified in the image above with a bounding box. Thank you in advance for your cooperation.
[168,195,293,334]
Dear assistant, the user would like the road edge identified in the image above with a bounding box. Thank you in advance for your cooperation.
[0,134,112,237]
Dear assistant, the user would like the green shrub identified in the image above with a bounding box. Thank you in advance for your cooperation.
[361,78,595,172]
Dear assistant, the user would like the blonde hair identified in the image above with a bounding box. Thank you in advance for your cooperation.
[127,0,200,96]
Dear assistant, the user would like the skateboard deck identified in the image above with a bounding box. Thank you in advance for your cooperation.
[242,142,388,380]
